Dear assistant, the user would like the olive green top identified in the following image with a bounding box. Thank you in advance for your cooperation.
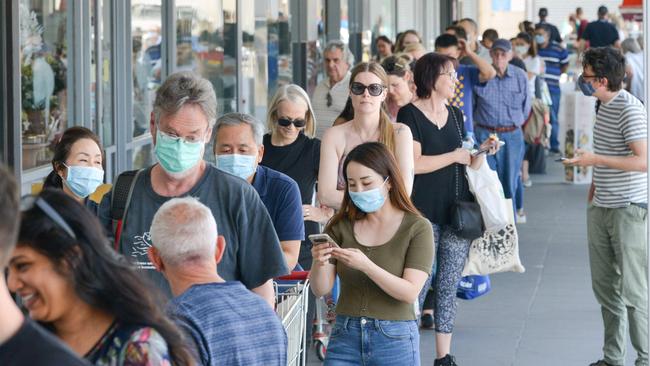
[326,212,434,321]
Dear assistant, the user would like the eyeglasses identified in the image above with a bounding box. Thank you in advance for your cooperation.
[277,117,307,128]
[442,71,458,81]
[21,195,77,240]
[158,128,205,144]
[581,73,599,80]
[326,92,333,107]
[350,82,386,96]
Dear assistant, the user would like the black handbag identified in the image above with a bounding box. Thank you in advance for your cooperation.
[448,107,484,241]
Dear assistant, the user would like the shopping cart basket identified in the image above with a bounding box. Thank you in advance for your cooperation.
[275,271,310,366]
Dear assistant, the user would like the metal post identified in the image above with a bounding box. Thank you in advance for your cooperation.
[643,0,650,358]
[1,0,21,178]
[325,0,341,42]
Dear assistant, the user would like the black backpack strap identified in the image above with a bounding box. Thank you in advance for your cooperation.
[110,169,142,250]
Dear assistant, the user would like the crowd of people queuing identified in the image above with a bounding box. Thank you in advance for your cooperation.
[0,7,647,366]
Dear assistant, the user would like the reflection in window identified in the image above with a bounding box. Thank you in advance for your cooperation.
[175,0,238,117]
[91,0,114,148]
[131,0,161,170]
[19,1,69,170]
[306,0,325,95]
[131,0,162,138]
[268,0,292,99]
[241,0,268,121]
[368,0,395,62]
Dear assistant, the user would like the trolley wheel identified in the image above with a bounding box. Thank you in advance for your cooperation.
[315,340,326,361]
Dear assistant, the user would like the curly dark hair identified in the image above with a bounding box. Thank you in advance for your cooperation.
[581,47,626,92]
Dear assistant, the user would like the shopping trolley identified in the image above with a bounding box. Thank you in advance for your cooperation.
[275,271,310,366]
[312,276,340,361]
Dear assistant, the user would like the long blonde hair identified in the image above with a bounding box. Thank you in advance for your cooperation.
[349,62,396,153]
[266,84,317,138]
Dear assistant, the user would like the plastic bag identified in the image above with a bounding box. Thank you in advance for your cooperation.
[465,162,510,231]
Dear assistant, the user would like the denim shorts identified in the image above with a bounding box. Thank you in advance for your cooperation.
[324,315,420,366]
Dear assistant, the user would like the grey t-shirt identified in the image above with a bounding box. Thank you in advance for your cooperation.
[99,165,289,296]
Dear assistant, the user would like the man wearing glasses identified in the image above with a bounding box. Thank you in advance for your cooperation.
[99,72,289,307]
[473,39,531,214]
[312,40,355,138]
[565,47,648,366]
[0,166,88,365]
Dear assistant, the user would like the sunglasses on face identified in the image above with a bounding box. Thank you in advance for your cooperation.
[277,117,306,128]
[350,82,386,96]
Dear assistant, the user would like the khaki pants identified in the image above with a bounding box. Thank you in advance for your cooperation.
[588,204,648,366]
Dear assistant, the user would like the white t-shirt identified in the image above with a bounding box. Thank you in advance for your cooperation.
[311,72,351,138]
[626,52,645,104]
[523,55,543,97]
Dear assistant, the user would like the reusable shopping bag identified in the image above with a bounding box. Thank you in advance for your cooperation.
[462,199,525,276]
[462,162,525,276]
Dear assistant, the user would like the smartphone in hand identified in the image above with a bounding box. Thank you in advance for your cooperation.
[308,234,339,264]
[555,157,567,162]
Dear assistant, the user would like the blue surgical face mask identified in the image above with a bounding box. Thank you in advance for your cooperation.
[63,164,104,198]
[215,154,257,180]
[348,178,388,213]
[577,75,596,96]
[535,35,545,45]
[154,130,204,174]
[514,45,529,55]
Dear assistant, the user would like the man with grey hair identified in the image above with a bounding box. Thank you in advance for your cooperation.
[148,197,287,366]
[213,112,304,270]
[99,72,288,306]
[312,40,355,138]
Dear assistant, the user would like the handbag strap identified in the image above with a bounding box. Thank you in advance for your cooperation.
[449,106,463,201]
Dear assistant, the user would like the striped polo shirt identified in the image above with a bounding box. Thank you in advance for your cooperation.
[593,90,647,208]
[537,42,569,93]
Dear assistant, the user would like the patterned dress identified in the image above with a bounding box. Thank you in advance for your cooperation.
[85,322,171,366]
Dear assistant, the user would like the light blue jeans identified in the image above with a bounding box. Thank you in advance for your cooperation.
[324,316,420,365]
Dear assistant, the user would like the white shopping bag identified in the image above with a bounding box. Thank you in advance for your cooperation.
[465,162,510,231]
[462,199,526,276]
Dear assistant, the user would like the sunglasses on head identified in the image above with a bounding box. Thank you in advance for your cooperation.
[277,117,306,128]
[21,195,77,240]
[350,82,385,96]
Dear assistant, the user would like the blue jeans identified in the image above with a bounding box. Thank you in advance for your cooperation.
[324,316,420,365]
[549,90,561,151]
[475,126,525,214]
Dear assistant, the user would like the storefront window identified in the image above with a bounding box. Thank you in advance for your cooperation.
[306,0,326,96]
[91,0,114,148]
[368,0,395,61]
[175,0,238,116]
[267,0,292,99]
[131,0,162,139]
[130,0,162,170]
[19,0,69,171]
[240,0,269,121]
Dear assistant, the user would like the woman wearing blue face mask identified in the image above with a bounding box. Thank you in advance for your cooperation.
[43,127,105,214]
[310,142,434,366]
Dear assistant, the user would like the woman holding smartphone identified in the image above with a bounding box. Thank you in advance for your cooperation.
[310,142,434,366]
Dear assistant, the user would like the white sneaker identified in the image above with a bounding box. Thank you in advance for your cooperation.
[516,212,527,224]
